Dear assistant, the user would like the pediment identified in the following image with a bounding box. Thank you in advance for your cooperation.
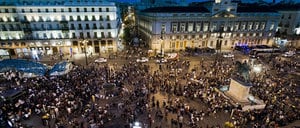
[212,11,236,18]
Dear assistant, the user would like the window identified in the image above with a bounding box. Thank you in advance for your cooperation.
[161,24,166,33]
[69,16,74,21]
[93,23,97,29]
[12,9,16,13]
[172,24,177,32]
[210,41,213,46]
[46,9,48,12]
[71,24,75,29]
[108,32,112,38]
[196,23,201,32]
[43,33,47,39]
[99,8,102,12]
[106,8,109,12]
[84,8,87,12]
[80,32,84,38]
[100,23,104,29]
[38,9,40,12]
[68,8,72,12]
[23,16,27,21]
[92,8,95,12]
[84,16,89,21]
[107,23,111,29]
[224,40,227,46]
[78,24,82,29]
[101,40,106,45]
[30,9,32,13]
[48,24,52,29]
[53,9,56,12]
[85,24,90,29]
[188,23,194,32]
[77,15,81,21]
[94,32,97,38]
[99,15,103,21]
[92,15,96,21]
[71,33,75,38]
[180,23,185,32]
[87,32,90,38]
[76,8,79,12]
[101,32,104,38]
[61,8,64,12]
[107,40,113,46]
[21,9,25,13]
[5,9,9,13]
[106,15,110,21]
[270,23,274,30]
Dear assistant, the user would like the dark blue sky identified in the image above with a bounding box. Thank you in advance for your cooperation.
[117,0,300,3]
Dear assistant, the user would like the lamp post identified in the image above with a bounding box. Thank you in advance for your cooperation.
[159,30,164,70]
[81,39,88,66]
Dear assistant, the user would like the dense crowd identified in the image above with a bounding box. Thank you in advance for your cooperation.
[0,49,299,128]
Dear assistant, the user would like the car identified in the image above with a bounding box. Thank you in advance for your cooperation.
[95,57,107,63]
[136,57,149,63]
[223,53,234,58]
[156,58,167,63]
[282,51,295,57]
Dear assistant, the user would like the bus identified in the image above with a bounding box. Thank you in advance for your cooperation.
[249,48,281,58]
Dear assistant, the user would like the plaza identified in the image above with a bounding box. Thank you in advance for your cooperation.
[0,47,299,128]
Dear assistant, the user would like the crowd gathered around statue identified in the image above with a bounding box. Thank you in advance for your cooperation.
[0,48,299,128]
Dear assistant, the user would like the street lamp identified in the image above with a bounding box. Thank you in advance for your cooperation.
[159,30,164,70]
[81,39,88,66]
[214,28,224,65]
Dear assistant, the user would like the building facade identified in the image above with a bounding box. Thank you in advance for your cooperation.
[136,0,281,53]
[0,0,120,58]
[276,9,300,48]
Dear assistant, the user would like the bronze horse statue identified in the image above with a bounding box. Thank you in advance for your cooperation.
[235,61,251,82]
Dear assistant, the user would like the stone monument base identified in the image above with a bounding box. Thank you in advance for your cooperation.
[220,77,266,111]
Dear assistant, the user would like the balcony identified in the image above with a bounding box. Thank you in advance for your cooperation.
[60,21,68,24]
[61,27,69,33]
[21,20,30,24]
[23,28,32,33]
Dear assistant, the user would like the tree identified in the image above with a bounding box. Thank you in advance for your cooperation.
[123,27,132,44]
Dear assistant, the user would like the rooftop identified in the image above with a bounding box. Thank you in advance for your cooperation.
[237,5,278,13]
[141,6,210,13]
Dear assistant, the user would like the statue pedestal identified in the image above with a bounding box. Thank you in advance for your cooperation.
[221,77,266,111]
[225,78,251,103]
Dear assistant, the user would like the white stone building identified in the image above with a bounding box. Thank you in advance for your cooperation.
[136,0,281,53]
[276,7,300,48]
[0,0,121,58]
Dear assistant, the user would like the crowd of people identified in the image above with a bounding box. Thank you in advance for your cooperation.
[0,48,299,128]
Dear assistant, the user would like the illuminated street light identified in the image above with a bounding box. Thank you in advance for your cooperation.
[132,121,142,128]
[252,64,262,73]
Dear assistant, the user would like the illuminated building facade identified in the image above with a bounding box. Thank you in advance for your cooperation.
[276,9,300,48]
[0,0,120,58]
[136,0,281,53]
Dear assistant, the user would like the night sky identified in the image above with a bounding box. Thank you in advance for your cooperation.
[117,0,300,3]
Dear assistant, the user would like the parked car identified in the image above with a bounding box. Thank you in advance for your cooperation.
[156,58,167,63]
[136,57,149,63]
[223,53,234,58]
[95,57,107,63]
[282,51,295,57]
